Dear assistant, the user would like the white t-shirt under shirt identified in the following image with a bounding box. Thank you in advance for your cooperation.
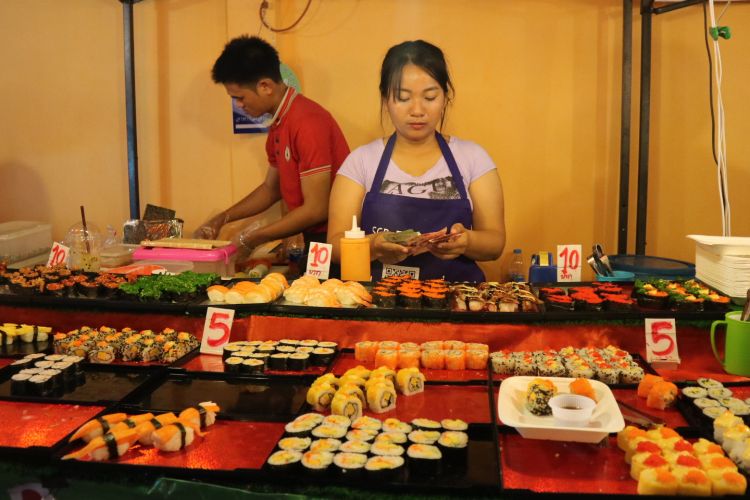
[336,136,497,208]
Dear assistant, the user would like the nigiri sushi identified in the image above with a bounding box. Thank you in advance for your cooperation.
[69,413,128,443]
[62,428,139,461]
[179,401,220,429]
[152,420,203,452]
[109,413,154,433]
[135,412,179,445]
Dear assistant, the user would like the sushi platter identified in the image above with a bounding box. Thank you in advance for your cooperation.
[675,380,750,436]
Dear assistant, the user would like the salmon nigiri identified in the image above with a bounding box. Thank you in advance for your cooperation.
[135,412,179,445]
[179,402,220,429]
[152,419,204,452]
[62,428,139,461]
[69,413,128,442]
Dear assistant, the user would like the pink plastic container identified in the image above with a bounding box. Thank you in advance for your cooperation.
[132,245,237,276]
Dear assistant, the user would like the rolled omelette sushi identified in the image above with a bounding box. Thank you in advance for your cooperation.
[396,368,425,396]
[331,393,363,421]
[366,381,397,414]
[306,382,335,412]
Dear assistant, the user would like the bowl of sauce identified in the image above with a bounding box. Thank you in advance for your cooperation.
[548,394,596,427]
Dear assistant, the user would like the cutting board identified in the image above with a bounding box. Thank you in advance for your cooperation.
[140,238,232,250]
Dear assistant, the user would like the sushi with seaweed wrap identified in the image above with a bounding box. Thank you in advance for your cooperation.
[346,429,378,442]
[408,430,441,445]
[339,440,371,454]
[375,431,407,444]
[407,444,442,477]
[351,416,381,432]
[277,436,311,452]
[311,347,335,366]
[312,425,347,440]
[525,378,557,416]
[241,358,264,374]
[411,418,441,432]
[309,438,342,453]
[370,440,405,457]
[267,450,302,472]
[300,451,334,475]
[223,356,243,374]
[365,455,404,481]
[268,353,289,371]
[437,431,469,464]
[287,353,309,371]
[333,452,367,478]
[322,414,351,428]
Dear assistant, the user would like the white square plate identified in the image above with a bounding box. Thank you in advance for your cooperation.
[497,376,625,443]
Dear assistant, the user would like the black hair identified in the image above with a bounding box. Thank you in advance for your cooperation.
[212,35,282,86]
[379,40,453,130]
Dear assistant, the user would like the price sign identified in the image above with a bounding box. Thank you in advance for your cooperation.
[200,307,235,355]
[305,242,332,280]
[46,242,70,267]
[644,318,681,368]
[556,244,582,282]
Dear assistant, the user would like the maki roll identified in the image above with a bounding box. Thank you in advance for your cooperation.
[370,440,405,457]
[408,430,441,445]
[322,415,351,428]
[422,292,447,309]
[299,339,319,349]
[636,289,669,309]
[339,440,371,454]
[682,387,708,399]
[300,451,334,475]
[287,353,309,371]
[27,375,52,397]
[373,291,397,308]
[223,356,244,374]
[333,452,368,478]
[88,345,116,364]
[222,343,243,360]
[375,431,407,444]
[396,368,425,395]
[241,358,265,374]
[10,373,31,395]
[697,378,724,390]
[309,438,342,453]
[351,416,382,432]
[441,419,468,432]
[374,350,398,370]
[398,291,422,309]
[525,378,557,416]
[366,381,397,414]
[346,429,378,442]
[267,450,302,472]
[9,358,33,372]
[407,444,442,477]
[275,346,296,355]
[331,393,363,421]
[444,350,466,371]
[396,349,420,369]
[268,353,289,371]
[545,294,575,312]
[279,339,300,348]
[306,382,335,412]
[312,425,348,440]
[605,295,635,312]
[382,418,412,434]
[421,349,445,370]
[437,431,469,465]
[411,418,442,432]
[317,341,338,352]
[365,455,404,481]
[311,348,335,366]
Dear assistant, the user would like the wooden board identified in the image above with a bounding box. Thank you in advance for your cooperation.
[140,238,232,250]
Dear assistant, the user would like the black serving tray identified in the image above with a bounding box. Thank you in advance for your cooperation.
[0,340,52,358]
[0,363,166,405]
[675,383,750,439]
[129,371,313,422]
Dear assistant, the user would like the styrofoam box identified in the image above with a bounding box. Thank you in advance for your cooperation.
[0,221,52,264]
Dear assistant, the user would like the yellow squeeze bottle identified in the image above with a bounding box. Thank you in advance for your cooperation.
[340,215,371,282]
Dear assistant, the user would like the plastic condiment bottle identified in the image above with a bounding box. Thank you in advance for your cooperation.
[340,215,371,282]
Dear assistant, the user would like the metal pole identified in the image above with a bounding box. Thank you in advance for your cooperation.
[618,0,633,255]
[121,0,143,219]
[635,0,654,255]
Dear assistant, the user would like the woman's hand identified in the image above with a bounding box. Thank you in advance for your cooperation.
[429,223,469,260]
[194,212,226,240]
[371,233,410,264]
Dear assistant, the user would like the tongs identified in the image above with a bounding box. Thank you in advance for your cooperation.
[616,400,665,427]
[587,244,614,277]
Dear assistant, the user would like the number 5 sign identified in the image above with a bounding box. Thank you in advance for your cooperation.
[557,244,582,282]
[305,242,332,280]
[200,307,235,355]
[644,318,681,368]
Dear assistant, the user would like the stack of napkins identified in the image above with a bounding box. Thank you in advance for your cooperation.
[687,235,750,299]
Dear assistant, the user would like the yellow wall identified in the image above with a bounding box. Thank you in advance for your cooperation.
[1,0,748,280]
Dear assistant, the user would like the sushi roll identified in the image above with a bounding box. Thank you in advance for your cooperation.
[311,425,347,440]
[267,450,302,472]
[365,455,404,481]
[279,339,300,348]
[317,341,338,352]
[62,428,140,461]
[437,431,469,465]
[708,387,734,400]
[422,292,447,309]
[241,358,265,374]
[398,291,422,309]
[222,343,243,360]
[27,375,52,397]
[407,444,442,477]
[333,452,368,478]
[444,350,466,371]
[408,430,441,445]
[382,418,412,434]
[490,353,515,375]
[322,414,351,428]
[466,350,489,370]
[619,364,644,385]
[707,471,747,497]
[351,416,381,432]
[10,358,34,372]
[306,383,335,412]
[373,291,397,308]
[275,346,296,355]
[411,418,441,432]
[374,350,399,370]
[396,368,425,396]
[703,406,727,420]
[300,451,334,475]
[311,347,335,366]
[421,349,445,370]
[10,373,31,395]
[354,341,378,364]
[331,393,363,421]
[396,349,420,369]
[441,419,468,432]
[294,413,325,427]
[295,346,314,354]
[223,356,244,374]
[268,353,289,371]
[287,353,309,371]
[646,381,678,410]
[299,339,319,349]
[370,440,405,457]
[346,429,378,442]
[309,438,342,453]
[698,377,724,390]
[366,381,397,414]
[339,440,371,454]
[637,468,679,496]
[525,378,557,416]
[674,468,711,497]
[284,420,317,438]
[375,431,407,444]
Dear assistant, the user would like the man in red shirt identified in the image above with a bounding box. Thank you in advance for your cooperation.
[196,36,350,261]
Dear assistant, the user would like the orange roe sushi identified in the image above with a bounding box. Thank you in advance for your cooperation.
[617,425,648,452]
[465,343,489,352]
[444,350,466,370]
[444,341,465,351]
[646,381,678,410]
[355,341,378,364]
[637,374,664,398]
[570,378,597,402]
[397,349,421,369]
[374,349,399,370]
[421,341,443,351]
[421,350,445,370]
[466,350,489,370]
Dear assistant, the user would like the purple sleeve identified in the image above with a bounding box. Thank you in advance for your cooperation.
[335,143,373,189]
[461,140,497,183]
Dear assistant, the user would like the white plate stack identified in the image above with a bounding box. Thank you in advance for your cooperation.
[687,235,750,302]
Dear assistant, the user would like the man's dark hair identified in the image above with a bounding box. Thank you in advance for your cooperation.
[212,35,282,86]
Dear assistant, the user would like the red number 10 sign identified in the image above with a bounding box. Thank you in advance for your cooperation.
[47,242,70,267]
[305,242,332,280]
[557,244,582,282]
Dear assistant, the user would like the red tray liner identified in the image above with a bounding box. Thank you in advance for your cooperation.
[610,388,687,429]
[0,358,15,370]
[179,353,327,376]
[501,433,636,494]
[0,401,105,448]
[96,421,285,471]
[331,352,486,382]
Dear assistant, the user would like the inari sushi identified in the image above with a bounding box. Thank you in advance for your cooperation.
[152,420,203,452]
[366,381,397,414]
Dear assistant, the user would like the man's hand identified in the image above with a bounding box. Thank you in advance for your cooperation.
[194,212,226,240]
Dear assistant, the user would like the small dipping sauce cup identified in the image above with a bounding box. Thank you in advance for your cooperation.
[548,394,596,427]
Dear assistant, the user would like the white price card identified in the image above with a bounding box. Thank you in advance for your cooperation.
[200,307,235,355]
[644,318,681,367]
[46,242,70,267]
[557,244,582,282]
[305,242,332,280]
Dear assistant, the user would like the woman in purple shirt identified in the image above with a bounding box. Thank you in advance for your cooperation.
[328,40,506,281]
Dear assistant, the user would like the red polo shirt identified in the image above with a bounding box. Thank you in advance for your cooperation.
[266,88,350,235]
